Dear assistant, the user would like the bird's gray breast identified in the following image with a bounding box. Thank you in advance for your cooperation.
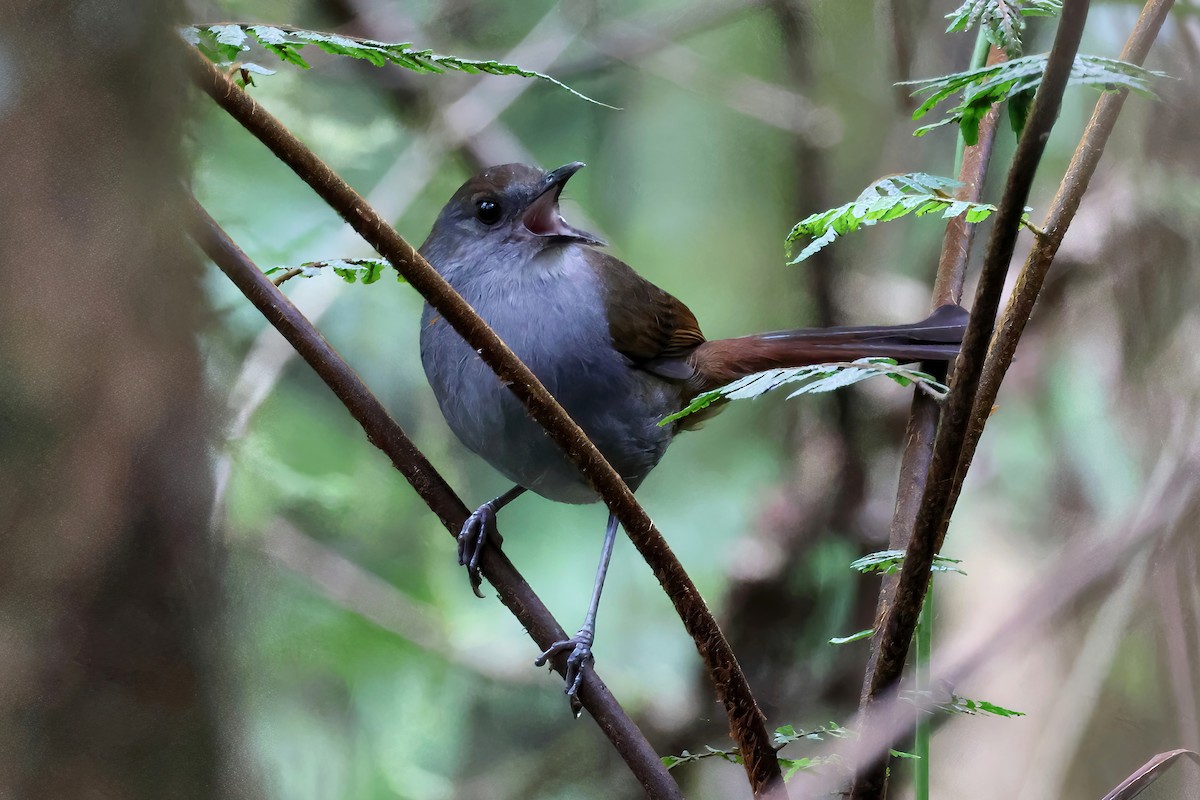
[419,247,676,503]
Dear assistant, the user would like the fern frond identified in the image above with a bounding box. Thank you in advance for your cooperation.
[785,173,1010,262]
[181,24,615,107]
[906,54,1167,144]
[660,358,949,426]
[945,0,1062,57]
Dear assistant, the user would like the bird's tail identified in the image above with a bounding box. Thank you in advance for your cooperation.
[689,303,968,391]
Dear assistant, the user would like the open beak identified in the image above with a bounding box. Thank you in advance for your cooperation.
[522,162,606,246]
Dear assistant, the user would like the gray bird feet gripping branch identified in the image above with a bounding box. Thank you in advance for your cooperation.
[458,486,526,598]
[535,622,595,716]
[456,505,498,599]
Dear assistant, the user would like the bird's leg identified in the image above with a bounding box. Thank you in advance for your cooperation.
[535,511,619,714]
[459,485,526,598]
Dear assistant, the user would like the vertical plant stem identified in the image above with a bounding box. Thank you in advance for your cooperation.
[913,583,933,800]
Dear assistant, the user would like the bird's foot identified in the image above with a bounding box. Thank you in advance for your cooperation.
[458,502,504,599]
[534,627,594,716]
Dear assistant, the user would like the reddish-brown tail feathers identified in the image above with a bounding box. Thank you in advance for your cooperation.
[688,303,968,392]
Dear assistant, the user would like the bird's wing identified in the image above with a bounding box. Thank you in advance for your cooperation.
[591,251,706,381]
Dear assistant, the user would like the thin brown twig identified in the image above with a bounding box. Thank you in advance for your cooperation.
[851,3,1092,796]
[185,199,683,799]
[185,48,784,798]
[272,267,304,286]
[851,3,1176,787]
[932,49,1009,310]
[940,0,1178,549]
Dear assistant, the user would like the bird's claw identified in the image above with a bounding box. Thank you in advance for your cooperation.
[458,503,503,598]
[535,629,594,715]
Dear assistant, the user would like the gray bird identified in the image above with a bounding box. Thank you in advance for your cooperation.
[419,162,966,704]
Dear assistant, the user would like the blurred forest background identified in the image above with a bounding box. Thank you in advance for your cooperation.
[4,0,1199,798]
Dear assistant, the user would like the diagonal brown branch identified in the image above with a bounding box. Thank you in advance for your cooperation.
[185,47,784,798]
[185,200,683,799]
[851,2,1092,796]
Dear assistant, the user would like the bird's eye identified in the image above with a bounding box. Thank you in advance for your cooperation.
[475,198,502,225]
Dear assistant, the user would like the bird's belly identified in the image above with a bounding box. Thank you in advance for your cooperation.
[420,262,677,503]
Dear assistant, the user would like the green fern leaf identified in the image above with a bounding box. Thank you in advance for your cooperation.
[945,0,1062,57]
[907,54,1168,144]
[182,24,615,108]
[184,24,250,62]
[784,173,1010,262]
[660,358,949,426]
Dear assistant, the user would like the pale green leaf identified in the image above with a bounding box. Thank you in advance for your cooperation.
[890,749,923,760]
[829,629,874,645]
[209,24,247,48]
[661,358,949,426]
[850,549,966,576]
